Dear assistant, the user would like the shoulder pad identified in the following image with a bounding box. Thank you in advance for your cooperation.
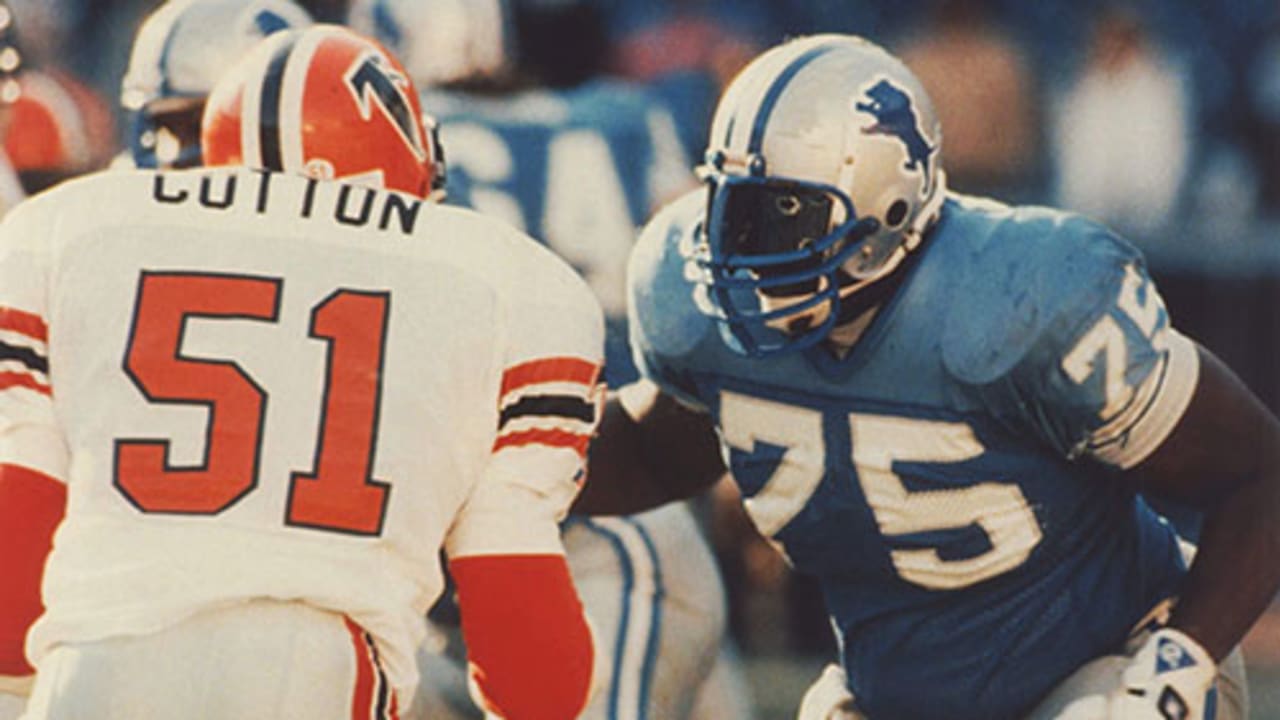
[941,203,1141,385]
[628,190,714,360]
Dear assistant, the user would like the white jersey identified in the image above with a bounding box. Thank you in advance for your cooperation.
[0,167,604,702]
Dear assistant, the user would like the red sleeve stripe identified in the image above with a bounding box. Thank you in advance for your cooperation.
[0,308,48,343]
[0,372,51,396]
[500,357,600,398]
[493,427,592,458]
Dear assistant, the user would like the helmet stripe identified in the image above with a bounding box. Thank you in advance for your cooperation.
[239,43,267,171]
[279,28,328,174]
[258,38,295,172]
[747,42,839,155]
[154,5,188,100]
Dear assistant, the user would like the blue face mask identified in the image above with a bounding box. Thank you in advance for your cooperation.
[685,165,879,358]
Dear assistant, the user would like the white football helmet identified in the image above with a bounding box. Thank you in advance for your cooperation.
[689,34,947,356]
[346,0,508,88]
[121,0,312,168]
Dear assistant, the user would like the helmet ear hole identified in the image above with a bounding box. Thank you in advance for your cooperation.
[885,199,909,228]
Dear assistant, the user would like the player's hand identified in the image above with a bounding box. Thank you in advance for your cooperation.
[1107,627,1216,719]
[796,664,866,720]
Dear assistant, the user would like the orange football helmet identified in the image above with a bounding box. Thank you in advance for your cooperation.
[201,25,445,199]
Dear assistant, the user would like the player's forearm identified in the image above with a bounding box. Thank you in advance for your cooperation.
[575,393,724,515]
[1131,345,1280,661]
[1169,439,1280,661]
[575,397,671,514]
[451,554,594,719]
[0,464,65,676]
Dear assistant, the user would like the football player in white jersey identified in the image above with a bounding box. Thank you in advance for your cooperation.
[348,2,754,718]
[1,5,309,712]
[0,25,602,719]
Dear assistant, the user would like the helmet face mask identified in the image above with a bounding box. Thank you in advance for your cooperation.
[686,35,946,358]
[689,161,880,356]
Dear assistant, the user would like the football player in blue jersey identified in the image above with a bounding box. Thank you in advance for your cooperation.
[347,2,754,719]
[577,34,1280,720]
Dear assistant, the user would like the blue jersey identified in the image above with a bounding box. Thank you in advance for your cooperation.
[427,81,692,386]
[628,191,1202,719]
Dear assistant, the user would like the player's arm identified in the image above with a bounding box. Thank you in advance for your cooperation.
[446,353,602,720]
[0,202,69,690]
[573,378,724,515]
[1005,230,1278,717]
[1099,341,1280,719]
[1128,343,1280,661]
[446,254,606,719]
[448,535,595,720]
[575,190,727,516]
[0,465,64,681]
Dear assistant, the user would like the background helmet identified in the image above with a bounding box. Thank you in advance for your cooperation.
[201,24,445,200]
[346,0,509,88]
[121,0,313,168]
[691,34,947,356]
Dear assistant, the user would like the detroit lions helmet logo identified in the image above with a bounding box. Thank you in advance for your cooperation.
[855,78,937,194]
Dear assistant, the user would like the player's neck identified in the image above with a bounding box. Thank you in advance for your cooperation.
[826,303,882,357]
[822,254,920,358]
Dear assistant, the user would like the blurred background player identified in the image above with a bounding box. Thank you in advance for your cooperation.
[1,24,599,719]
[348,1,754,718]
[349,0,690,350]
[0,0,113,200]
[117,0,313,169]
[0,2,26,218]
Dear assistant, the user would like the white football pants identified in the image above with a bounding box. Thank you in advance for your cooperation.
[20,599,399,720]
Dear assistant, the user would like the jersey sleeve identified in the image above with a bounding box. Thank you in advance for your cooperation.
[445,239,606,559]
[0,197,69,680]
[992,230,1198,469]
[0,198,68,481]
